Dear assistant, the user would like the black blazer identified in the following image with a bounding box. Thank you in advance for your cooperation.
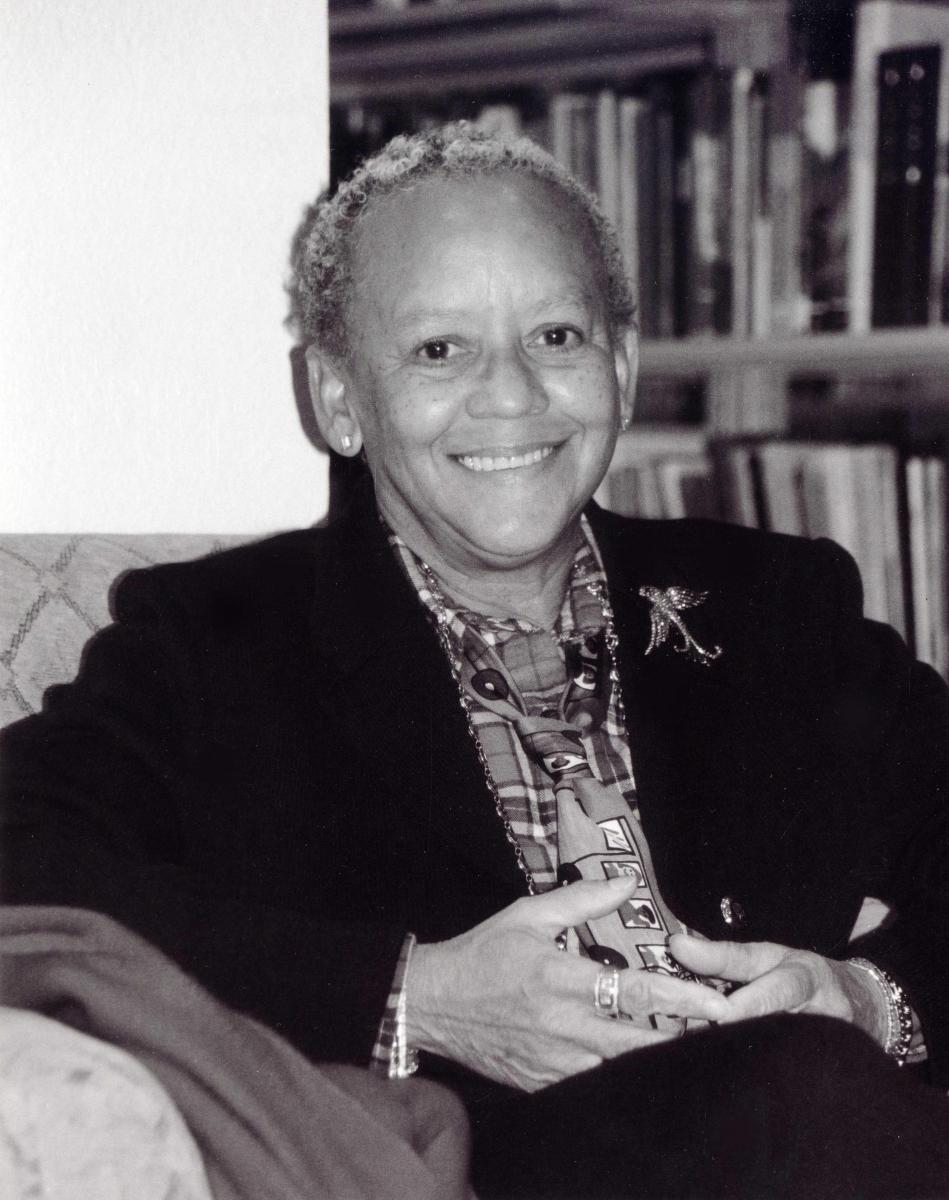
[3,482,949,1083]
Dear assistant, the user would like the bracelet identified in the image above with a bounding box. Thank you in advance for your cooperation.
[391,936,420,1080]
[847,957,913,1066]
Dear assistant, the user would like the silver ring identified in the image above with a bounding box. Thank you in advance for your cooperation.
[593,966,621,1018]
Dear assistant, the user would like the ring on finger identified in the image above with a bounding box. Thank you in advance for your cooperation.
[593,966,621,1018]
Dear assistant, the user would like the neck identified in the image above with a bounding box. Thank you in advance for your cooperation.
[406,530,582,630]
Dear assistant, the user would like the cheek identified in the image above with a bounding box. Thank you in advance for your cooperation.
[554,364,619,423]
[371,390,456,463]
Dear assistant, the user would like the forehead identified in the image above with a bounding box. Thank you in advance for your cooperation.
[347,172,605,324]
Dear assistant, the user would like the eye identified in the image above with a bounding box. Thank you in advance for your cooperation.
[415,338,458,363]
[532,325,584,351]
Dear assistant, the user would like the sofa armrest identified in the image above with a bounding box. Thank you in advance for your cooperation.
[0,1007,213,1200]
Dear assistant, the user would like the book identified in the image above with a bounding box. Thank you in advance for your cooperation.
[907,456,932,661]
[757,442,809,534]
[925,458,948,674]
[801,79,851,332]
[908,455,949,672]
[595,90,620,228]
[730,67,756,337]
[712,439,764,528]
[550,93,597,191]
[871,44,941,328]
[749,74,773,338]
[656,455,718,520]
[686,70,733,335]
[617,97,648,314]
[651,80,679,338]
[849,1,949,332]
[739,440,906,633]
[768,66,808,335]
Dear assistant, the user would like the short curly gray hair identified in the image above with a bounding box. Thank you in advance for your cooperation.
[288,122,635,359]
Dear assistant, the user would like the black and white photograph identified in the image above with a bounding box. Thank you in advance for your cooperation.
[5,2,949,1197]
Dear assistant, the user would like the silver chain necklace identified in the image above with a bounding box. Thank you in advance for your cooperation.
[416,557,627,896]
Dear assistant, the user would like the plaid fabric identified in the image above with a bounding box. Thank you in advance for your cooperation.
[371,933,415,1076]
[372,518,641,1074]
[391,517,640,894]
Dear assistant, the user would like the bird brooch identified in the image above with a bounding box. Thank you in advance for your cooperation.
[639,586,723,667]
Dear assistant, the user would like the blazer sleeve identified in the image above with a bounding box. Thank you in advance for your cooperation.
[0,566,407,1068]
[814,537,949,1084]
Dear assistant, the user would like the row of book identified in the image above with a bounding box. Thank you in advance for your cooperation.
[601,433,948,678]
[472,67,854,339]
[335,1,949,339]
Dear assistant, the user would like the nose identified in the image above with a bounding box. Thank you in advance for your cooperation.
[465,347,549,420]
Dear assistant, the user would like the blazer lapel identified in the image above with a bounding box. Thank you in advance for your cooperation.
[588,505,739,930]
[308,486,526,909]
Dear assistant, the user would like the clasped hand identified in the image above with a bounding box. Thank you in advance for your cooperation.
[407,880,887,1092]
[407,877,729,1091]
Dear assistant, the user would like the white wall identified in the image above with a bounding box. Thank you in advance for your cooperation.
[1,1,329,533]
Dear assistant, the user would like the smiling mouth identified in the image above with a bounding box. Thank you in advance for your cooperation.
[454,445,556,473]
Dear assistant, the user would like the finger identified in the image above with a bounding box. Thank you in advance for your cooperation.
[573,1015,677,1060]
[668,933,786,983]
[719,962,815,1023]
[618,968,732,1023]
[530,876,639,930]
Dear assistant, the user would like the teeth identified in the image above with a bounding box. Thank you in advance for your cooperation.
[456,446,554,473]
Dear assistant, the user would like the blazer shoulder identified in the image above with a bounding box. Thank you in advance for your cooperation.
[592,507,863,612]
[110,527,332,628]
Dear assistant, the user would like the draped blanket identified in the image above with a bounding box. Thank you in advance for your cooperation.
[0,906,472,1200]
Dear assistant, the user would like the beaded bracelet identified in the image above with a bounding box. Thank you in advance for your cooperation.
[847,957,914,1065]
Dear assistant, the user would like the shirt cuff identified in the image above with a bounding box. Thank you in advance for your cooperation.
[370,932,419,1078]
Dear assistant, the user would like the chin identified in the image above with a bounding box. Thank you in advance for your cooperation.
[460,513,577,565]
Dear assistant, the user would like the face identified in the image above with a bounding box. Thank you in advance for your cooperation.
[314,173,636,576]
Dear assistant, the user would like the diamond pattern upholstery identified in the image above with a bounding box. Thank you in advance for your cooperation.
[0,535,251,728]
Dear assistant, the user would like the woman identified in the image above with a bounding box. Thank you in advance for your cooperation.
[4,125,949,1197]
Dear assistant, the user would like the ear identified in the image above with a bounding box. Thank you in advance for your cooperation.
[304,346,363,455]
[613,326,639,431]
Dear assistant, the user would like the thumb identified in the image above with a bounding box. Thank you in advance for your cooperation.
[531,876,638,930]
[669,933,785,982]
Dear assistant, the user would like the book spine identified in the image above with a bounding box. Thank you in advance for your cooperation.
[687,70,732,335]
[801,79,851,332]
[907,456,932,661]
[749,75,773,338]
[652,83,678,339]
[875,445,907,637]
[595,90,620,225]
[931,40,949,322]
[713,441,761,528]
[636,96,661,339]
[768,66,807,335]
[927,458,948,677]
[849,1,895,333]
[730,67,755,338]
[871,44,941,328]
[617,98,646,311]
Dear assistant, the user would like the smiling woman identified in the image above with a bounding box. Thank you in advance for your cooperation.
[5,124,949,1200]
[303,168,636,626]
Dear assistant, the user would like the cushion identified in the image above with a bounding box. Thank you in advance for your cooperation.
[0,1008,213,1200]
[0,535,251,728]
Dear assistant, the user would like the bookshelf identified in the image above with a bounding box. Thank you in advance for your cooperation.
[328,0,949,675]
[328,0,949,393]
[331,1,787,102]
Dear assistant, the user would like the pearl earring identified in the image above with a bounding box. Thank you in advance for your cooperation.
[340,434,353,452]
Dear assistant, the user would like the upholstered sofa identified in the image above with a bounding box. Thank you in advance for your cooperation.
[0,535,252,1198]
[0,535,251,728]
